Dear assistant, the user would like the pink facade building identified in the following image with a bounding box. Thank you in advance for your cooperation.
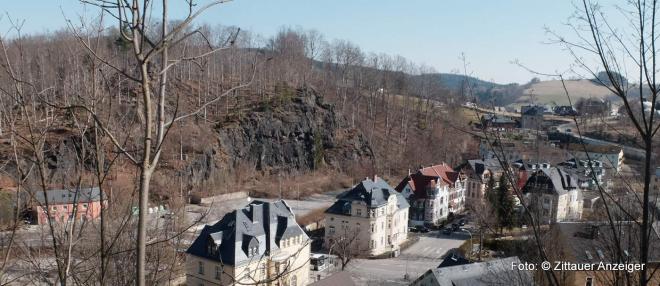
[30,187,106,225]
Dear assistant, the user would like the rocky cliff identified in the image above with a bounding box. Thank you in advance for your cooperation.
[214,87,373,174]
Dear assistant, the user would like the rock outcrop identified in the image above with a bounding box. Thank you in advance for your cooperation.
[214,87,373,174]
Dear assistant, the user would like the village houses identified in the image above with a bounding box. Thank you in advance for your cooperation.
[523,167,584,224]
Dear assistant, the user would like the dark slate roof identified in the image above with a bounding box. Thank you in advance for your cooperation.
[523,167,578,196]
[326,177,409,215]
[521,105,544,116]
[438,252,471,268]
[31,187,105,205]
[418,257,532,286]
[464,159,503,177]
[511,159,551,171]
[186,200,307,266]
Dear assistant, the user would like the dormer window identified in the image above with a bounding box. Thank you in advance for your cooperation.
[207,243,214,255]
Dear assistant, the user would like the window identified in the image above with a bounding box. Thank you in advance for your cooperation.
[82,204,88,209]
[51,206,57,211]
[328,226,335,235]
[370,223,375,232]
[356,209,362,216]
[63,205,68,211]
[198,261,204,275]
[215,265,222,280]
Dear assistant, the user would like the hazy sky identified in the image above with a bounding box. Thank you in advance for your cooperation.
[3,1,592,84]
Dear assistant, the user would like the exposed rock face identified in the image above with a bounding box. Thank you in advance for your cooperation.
[215,87,373,173]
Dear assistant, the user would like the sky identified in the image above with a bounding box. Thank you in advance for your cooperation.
[2,1,592,84]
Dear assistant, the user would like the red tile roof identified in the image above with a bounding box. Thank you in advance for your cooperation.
[395,163,460,200]
[418,163,459,185]
[394,173,439,199]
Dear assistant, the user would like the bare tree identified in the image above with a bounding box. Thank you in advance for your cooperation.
[539,1,660,285]
[326,227,360,271]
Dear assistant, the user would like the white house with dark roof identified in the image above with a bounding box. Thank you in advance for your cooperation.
[186,200,310,286]
[522,167,584,224]
[325,176,409,257]
[456,159,504,209]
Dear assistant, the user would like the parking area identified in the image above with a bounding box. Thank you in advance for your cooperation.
[184,192,337,227]
[345,230,470,285]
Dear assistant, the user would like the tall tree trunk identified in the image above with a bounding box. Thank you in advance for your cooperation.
[640,137,652,286]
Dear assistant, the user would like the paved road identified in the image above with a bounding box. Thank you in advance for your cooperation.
[399,231,470,260]
[556,121,647,160]
[462,105,573,123]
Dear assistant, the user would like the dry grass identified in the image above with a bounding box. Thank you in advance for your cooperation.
[296,207,326,226]
[248,169,353,199]
[516,79,616,107]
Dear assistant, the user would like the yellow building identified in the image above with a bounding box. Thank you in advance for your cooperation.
[186,200,310,286]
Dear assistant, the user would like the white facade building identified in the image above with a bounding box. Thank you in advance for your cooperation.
[325,177,409,257]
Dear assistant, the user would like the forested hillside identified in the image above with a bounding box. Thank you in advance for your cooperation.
[0,25,472,202]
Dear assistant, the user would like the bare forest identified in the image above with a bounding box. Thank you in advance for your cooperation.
[0,1,471,285]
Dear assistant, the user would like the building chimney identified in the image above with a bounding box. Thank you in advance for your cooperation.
[250,203,263,224]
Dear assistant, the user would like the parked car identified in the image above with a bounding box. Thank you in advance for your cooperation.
[409,227,418,233]
[451,223,460,231]
[442,228,452,235]
[415,225,430,233]
[459,219,466,226]
[310,254,328,271]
